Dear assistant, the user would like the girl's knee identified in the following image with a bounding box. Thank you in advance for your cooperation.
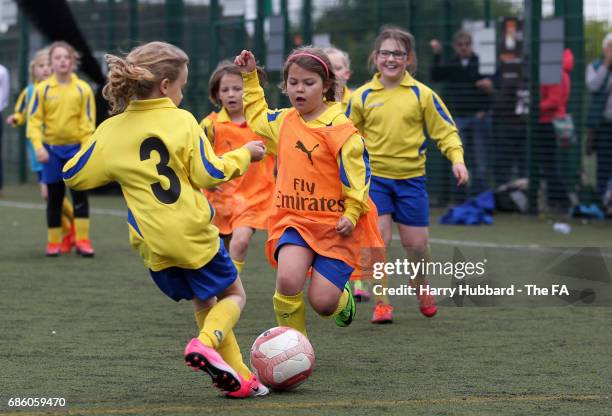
[400,233,428,251]
[229,234,250,256]
[307,292,338,316]
[276,272,302,295]
[222,278,246,308]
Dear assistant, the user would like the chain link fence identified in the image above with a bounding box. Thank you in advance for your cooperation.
[1,0,611,217]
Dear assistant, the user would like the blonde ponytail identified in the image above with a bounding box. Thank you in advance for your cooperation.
[102,41,189,114]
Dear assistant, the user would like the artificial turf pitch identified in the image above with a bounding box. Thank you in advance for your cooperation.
[0,184,610,415]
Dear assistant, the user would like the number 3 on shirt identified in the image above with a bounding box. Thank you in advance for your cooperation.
[140,137,181,204]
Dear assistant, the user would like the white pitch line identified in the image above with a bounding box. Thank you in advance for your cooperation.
[393,235,612,259]
[428,237,541,250]
[0,199,604,254]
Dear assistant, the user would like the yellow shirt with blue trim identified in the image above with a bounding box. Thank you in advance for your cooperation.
[242,70,370,226]
[340,85,351,113]
[27,73,96,150]
[199,109,218,138]
[347,72,464,180]
[63,97,252,272]
[11,87,29,127]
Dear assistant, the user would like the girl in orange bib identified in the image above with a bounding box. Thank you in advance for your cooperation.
[200,62,275,275]
[235,48,384,335]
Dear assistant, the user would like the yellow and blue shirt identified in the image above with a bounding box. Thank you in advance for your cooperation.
[63,97,252,271]
[347,72,464,180]
[27,73,96,150]
[340,85,351,112]
[242,70,371,225]
[10,87,30,127]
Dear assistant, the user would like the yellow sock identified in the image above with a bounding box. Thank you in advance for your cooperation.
[62,198,74,220]
[194,307,210,329]
[198,298,241,349]
[333,289,349,316]
[318,289,349,318]
[273,291,307,336]
[61,198,74,237]
[232,259,245,274]
[216,330,252,380]
[195,307,251,380]
[74,218,90,241]
[47,227,62,244]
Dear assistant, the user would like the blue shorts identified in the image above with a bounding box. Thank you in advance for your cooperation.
[42,143,81,184]
[370,175,429,227]
[274,228,353,291]
[149,240,238,302]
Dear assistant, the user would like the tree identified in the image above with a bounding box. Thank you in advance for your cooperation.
[585,19,612,64]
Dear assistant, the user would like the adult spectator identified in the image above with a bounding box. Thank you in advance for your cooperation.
[430,30,493,199]
[586,33,612,198]
[536,48,574,210]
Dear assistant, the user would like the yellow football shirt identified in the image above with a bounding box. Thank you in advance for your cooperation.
[63,97,252,271]
[347,72,464,180]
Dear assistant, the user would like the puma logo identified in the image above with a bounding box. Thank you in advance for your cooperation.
[295,140,319,165]
[213,330,224,344]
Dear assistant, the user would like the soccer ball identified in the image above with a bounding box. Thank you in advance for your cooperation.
[250,326,315,391]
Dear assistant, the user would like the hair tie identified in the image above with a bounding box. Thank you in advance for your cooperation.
[288,53,330,79]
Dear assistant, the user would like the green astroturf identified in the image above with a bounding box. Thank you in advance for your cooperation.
[0,184,610,415]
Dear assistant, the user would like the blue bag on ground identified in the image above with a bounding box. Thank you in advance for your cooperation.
[439,191,495,225]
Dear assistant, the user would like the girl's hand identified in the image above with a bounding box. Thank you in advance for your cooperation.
[5,114,17,126]
[335,216,355,236]
[452,163,469,186]
[35,146,49,163]
[429,39,442,55]
[234,50,257,73]
[244,140,266,162]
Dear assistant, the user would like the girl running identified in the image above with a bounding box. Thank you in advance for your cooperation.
[235,47,384,336]
[63,41,268,398]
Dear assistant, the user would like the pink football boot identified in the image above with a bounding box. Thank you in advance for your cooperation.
[184,338,242,393]
[226,374,269,398]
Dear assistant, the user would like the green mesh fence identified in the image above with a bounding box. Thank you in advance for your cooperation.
[1,0,610,217]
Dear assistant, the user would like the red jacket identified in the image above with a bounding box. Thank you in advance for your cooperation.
[539,48,574,123]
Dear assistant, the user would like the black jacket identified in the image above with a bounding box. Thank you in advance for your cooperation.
[430,53,491,117]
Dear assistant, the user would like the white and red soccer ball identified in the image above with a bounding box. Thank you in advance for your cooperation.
[250,326,315,391]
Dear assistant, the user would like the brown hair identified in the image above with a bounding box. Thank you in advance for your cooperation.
[102,41,189,114]
[368,26,417,75]
[281,46,337,102]
[29,48,50,83]
[48,41,81,70]
[208,60,267,107]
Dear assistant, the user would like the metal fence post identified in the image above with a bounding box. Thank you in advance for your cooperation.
[129,0,139,49]
[17,10,29,184]
[302,0,312,45]
[561,0,584,191]
[255,0,266,62]
[527,0,541,214]
[281,0,289,56]
[166,0,184,48]
[106,0,116,54]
